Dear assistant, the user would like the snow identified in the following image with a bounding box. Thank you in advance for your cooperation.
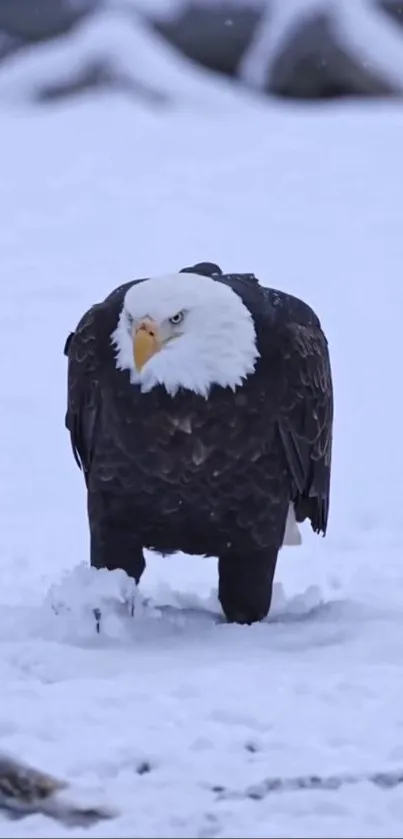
[0,48,403,837]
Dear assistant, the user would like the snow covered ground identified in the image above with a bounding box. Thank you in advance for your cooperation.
[1,78,403,836]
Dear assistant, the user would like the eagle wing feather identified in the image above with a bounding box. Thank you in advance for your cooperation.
[65,305,102,484]
[65,279,147,484]
[277,321,333,535]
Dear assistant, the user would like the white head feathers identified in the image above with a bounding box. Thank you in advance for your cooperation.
[111,272,260,398]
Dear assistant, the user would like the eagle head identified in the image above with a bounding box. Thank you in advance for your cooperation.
[111,272,260,397]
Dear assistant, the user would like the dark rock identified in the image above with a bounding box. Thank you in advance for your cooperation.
[245,741,259,753]
[136,761,152,775]
[0,752,115,825]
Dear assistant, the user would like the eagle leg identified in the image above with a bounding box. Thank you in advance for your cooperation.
[217,546,278,625]
[88,491,146,584]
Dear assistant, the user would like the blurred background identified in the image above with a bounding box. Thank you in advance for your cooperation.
[0,0,403,103]
[0,0,403,104]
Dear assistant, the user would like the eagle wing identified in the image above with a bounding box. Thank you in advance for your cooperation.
[65,304,103,484]
[65,278,148,484]
[277,321,333,535]
[214,275,333,535]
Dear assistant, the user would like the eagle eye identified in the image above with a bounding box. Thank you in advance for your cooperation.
[169,310,185,326]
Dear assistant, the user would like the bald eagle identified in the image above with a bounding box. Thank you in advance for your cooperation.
[64,263,333,625]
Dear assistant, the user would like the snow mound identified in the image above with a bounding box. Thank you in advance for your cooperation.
[47,564,334,640]
[0,562,333,650]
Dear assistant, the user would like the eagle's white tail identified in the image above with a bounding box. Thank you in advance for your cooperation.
[282,504,302,546]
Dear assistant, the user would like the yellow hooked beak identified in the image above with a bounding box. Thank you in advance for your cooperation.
[133,319,161,371]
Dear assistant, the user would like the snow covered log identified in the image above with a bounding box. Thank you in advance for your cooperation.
[150,0,403,99]
[0,752,115,825]
[0,0,403,103]
[0,8,243,108]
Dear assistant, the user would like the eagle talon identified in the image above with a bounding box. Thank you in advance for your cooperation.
[127,596,135,618]
[93,607,101,634]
